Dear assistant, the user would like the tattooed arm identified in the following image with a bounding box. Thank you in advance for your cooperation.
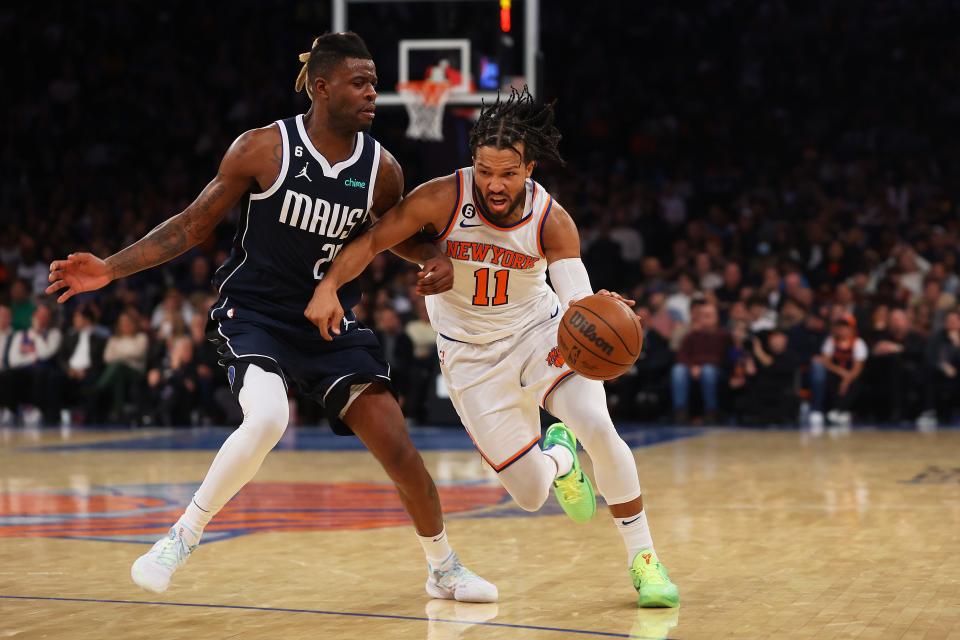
[47,126,281,302]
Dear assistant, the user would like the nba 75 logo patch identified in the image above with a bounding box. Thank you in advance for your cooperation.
[459,204,481,229]
[546,346,565,368]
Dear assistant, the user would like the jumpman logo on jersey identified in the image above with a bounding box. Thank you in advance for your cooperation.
[296,163,312,182]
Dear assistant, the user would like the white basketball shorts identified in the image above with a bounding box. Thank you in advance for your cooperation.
[437,315,575,472]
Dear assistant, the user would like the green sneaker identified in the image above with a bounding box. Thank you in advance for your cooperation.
[543,422,596,524]
[630,549,680,608]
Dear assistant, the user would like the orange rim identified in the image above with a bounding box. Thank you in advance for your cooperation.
[397,80,452,106]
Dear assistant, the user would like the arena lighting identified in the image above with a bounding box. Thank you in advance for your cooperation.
[500,0,511,33]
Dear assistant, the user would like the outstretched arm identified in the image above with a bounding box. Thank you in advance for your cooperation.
[304,175,457,339]
[369,150,452,296]
[46,128,276,303]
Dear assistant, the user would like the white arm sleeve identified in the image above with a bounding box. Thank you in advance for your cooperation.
[548,258,593,309]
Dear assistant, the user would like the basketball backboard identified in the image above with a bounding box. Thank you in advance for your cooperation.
[331,0,540,106]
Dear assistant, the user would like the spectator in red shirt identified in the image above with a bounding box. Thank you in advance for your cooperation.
[809,314,868,429]
[670,303,730,423]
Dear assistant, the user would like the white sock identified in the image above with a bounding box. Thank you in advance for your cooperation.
[176,497,212,546]
[418,527,454,569]
[616,509,654,566]
[543,445,573,478]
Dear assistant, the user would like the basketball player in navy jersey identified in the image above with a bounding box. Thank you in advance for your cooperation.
[308,88,679,608]
[46,32,496,603]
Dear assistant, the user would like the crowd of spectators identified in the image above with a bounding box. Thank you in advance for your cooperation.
[2,1,959,428]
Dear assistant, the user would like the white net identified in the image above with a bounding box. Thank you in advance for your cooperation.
[397,81,452,141]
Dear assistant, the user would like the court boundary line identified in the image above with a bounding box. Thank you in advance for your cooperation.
[0,594,673,639]
[16,424,705,453]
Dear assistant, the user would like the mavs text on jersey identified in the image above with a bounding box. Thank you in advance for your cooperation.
[208,115,391,434]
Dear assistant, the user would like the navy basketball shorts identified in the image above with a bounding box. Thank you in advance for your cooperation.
[207,302,393,435]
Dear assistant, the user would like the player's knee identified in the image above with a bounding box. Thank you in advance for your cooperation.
[495,450,554,511]
[566,405,618,450]
[580,430,629,468]
[261,405,289,442]
[594,429,634,468]
[241,399,288,445]
[507,482,549,512]
[380,437,427,481]
[237,367,289,445]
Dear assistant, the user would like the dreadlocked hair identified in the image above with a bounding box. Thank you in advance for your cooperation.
[295,32,372,100]
[469,86,564,165]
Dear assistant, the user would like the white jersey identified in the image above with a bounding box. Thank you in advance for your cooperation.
[426,167,560,344]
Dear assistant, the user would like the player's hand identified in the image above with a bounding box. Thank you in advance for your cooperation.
[304,281,345,341]
[416,254,454,296]
[46,253,112,303]
[596,289,636,307]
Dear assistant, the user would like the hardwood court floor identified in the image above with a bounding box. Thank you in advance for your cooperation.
[1,425,958,639]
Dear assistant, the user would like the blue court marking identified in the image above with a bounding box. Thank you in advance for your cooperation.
[23,425,701,452]
[0,480,542,544]
[0,480,554,544]
[0,595,671,639]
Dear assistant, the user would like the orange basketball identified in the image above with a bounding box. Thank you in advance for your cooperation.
[557,294,643,381]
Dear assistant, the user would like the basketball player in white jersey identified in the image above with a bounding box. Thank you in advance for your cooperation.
[307,88,679,608]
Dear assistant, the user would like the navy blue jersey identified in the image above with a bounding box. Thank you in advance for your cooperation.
[213,114,382,330]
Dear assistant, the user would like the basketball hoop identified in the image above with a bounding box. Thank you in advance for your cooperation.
[397,80,452,141]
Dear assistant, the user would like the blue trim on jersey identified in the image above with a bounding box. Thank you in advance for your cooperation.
[431,170,461,240]
[493,438,541,474]
[537,196,554,257]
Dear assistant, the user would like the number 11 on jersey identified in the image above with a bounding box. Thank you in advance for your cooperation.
[472,268,509,306]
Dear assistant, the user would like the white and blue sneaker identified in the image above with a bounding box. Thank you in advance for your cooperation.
[131,525,197,593]
[425,553,498,603]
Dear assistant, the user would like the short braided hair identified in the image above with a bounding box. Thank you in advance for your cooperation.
[295,32,372,100]
[469,86,564,165]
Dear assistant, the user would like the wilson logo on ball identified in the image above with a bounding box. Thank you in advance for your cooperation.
[569,311,614,356]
